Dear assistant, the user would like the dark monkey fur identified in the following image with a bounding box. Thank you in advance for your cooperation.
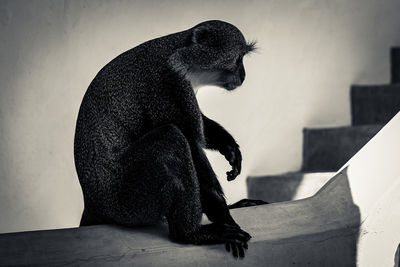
[74,20,266,258]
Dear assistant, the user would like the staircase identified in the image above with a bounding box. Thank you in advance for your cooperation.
[248,47,400,203]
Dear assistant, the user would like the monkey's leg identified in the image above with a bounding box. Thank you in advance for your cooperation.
[112,124,202,228]
[114,124,249,252]
[80,208,112,226]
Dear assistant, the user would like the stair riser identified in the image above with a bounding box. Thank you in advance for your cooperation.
[301,125,382,172]
[391,47,400,84]
[351,85,400,125]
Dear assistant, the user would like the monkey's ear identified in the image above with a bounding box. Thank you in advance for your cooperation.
[191,26,211,45]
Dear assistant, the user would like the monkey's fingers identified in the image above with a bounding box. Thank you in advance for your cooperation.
[238,243,245,258]
[225,240,247,258]
[226,146,242,181]
[226,170,236,181]
[251,199,269,205]
[234,147,242,174]
[223,232,250,243]
[223,223,241,230]
[230,199,269,208]
[225,146,241,165]
[226,168,240,181]
[232,242,239,258]
[223,228,251,243]
[225,242,230,252]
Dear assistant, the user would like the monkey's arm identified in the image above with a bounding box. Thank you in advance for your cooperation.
[189,142,251,256]
[202,114,242,181]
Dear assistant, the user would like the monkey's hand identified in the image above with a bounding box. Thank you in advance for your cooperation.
[183,223,251,258]
[220,143,242,181]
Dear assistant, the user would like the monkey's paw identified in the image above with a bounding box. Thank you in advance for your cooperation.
[222,144,242,181]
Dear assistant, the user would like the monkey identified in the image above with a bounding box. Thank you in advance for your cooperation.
[74,20,266,259]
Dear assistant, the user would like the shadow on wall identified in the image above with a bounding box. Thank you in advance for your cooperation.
[251,167,361,266]
[312,167,361,265]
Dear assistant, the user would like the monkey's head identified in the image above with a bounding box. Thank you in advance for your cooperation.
[169,20,256,91]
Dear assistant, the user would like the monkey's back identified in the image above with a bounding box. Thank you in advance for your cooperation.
[74,30,203,220]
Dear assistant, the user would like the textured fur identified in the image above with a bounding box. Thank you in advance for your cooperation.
[74,20,262,258]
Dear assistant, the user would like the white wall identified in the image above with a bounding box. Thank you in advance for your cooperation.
[0,0,399,234]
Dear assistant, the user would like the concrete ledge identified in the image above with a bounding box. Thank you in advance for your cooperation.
[0,171,360,266]
[1,113,399,266]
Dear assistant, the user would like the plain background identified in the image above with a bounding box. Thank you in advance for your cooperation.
[0,0,399,234]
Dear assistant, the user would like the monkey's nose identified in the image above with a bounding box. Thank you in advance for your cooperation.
[239,67,246,84]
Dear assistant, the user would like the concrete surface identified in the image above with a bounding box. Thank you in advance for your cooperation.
[301,124,382,172]
[0,171,361,266]
[351,84,400,125]
[1,113,399,266]
[247,172,334,203]
[392,47,400,83]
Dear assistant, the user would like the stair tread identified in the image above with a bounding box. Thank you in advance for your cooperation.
[351,84,400,90]
[303,124,383,131]
[248,171,335,179]
[248,172,335,203]
[391,47,400,83]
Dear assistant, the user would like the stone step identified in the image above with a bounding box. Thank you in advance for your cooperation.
[301,124,383,172]
[351,84,400,125]
[391,47,400,83]
[247,172,334,203]
[1,113,399,266]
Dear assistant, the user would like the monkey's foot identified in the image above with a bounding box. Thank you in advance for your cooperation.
[175,223,251,258]
[228,198,269,209]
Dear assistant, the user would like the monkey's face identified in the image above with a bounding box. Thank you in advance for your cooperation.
[215,54,246,91]
[186,55,246,91]
[183,21,256,91]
